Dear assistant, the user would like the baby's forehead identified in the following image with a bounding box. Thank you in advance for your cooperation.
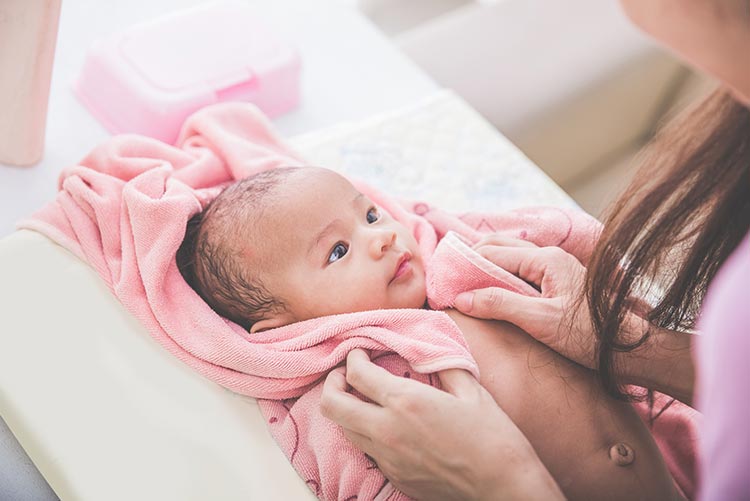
[275,168,358,210]
[290,167,353,193]
[254,168,359,239]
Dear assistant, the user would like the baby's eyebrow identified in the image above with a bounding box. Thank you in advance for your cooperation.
[307,193,365,257]
[308,219,341,256]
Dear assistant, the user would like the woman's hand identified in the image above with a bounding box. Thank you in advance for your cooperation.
[453,236,612,370]
[454,237,697,403]
[320,349,564,501]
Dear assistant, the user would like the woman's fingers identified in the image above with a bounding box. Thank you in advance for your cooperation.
[472,234,538,250]
[456,243,592,366]
[341,428,377,458]
[319,365,382,436]
[344,349,427,404]
[475,244,527,274]
[320,351,564,499]
[454,287,538,324]
[437,368,483,398]
[322,387,379,460]
[343,349,401,405]
[476,244,579,287]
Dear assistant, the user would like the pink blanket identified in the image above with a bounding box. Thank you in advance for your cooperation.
[20,103,697,499]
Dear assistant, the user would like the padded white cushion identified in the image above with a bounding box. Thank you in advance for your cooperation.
[0,229,316,500]
[0,91,574,500]
[294,90,575,213]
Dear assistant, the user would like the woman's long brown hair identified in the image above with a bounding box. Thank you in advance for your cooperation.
[586,88,750,400]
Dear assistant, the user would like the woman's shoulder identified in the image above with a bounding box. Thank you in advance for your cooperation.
[700,232,750,335]
[696,231,749,399]
[695,233,750,499]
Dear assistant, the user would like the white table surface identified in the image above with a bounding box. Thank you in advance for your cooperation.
[0,1,437,498]
[0,0,438,238]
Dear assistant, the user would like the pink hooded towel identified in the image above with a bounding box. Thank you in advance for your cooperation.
[20,103,697,499]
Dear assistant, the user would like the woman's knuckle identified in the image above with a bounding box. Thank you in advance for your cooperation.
[319,394,333,416]
[345,367,362,388]
[319,395,346,421]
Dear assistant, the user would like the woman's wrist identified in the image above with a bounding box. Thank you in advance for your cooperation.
[618,313,696,405]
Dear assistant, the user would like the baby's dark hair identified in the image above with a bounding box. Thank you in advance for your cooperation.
[176,167,301,330]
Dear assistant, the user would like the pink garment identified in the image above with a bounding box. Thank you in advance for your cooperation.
[696,232,750,500]
[20,102,696,499]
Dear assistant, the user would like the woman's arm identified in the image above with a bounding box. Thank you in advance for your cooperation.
[618,318,696,406]
[320,349,565,501]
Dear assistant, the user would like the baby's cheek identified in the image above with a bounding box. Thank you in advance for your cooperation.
[400,273,427,309]
[413,276,428,308]
[354,282,389,312]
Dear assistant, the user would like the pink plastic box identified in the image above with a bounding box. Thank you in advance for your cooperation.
[75,1,301,144]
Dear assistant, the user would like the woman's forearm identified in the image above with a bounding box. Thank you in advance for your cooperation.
[618,315,696,405]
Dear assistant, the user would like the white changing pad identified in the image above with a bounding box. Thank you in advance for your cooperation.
[294,90,575,213]
[0,91,575,500]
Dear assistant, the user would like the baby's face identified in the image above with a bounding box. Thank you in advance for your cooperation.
[250,168,426,329]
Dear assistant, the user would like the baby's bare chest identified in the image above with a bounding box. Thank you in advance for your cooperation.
[444,309,594,421]
[442,309,677,500]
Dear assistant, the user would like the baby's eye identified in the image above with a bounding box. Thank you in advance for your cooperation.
[327,242,349,264]
[366,207,380,224]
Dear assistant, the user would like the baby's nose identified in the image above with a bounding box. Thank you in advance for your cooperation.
[370,230,396,257]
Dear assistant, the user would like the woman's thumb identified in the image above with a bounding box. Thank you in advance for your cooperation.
[454,287,534,324]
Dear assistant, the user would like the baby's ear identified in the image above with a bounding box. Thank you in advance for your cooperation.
[249,314,294,333]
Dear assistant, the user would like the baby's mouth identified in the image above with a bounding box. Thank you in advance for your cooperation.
[390,252,412,284]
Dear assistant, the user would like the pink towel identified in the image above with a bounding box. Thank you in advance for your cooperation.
[20,103,696,499]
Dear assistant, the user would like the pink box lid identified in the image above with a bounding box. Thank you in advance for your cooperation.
[75,1,301,143]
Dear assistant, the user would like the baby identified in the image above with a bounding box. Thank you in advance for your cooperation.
[178,166,681,500]
[178,166,427,332]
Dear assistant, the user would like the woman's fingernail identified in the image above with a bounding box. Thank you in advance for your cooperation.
[455,293,473,311]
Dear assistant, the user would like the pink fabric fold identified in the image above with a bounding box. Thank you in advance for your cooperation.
[20,102,696,499]
[427,231,541,308]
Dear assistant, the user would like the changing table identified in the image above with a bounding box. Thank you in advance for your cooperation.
[0,2,576,500]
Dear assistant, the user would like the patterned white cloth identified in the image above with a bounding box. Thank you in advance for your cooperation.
[292,90,578,214]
